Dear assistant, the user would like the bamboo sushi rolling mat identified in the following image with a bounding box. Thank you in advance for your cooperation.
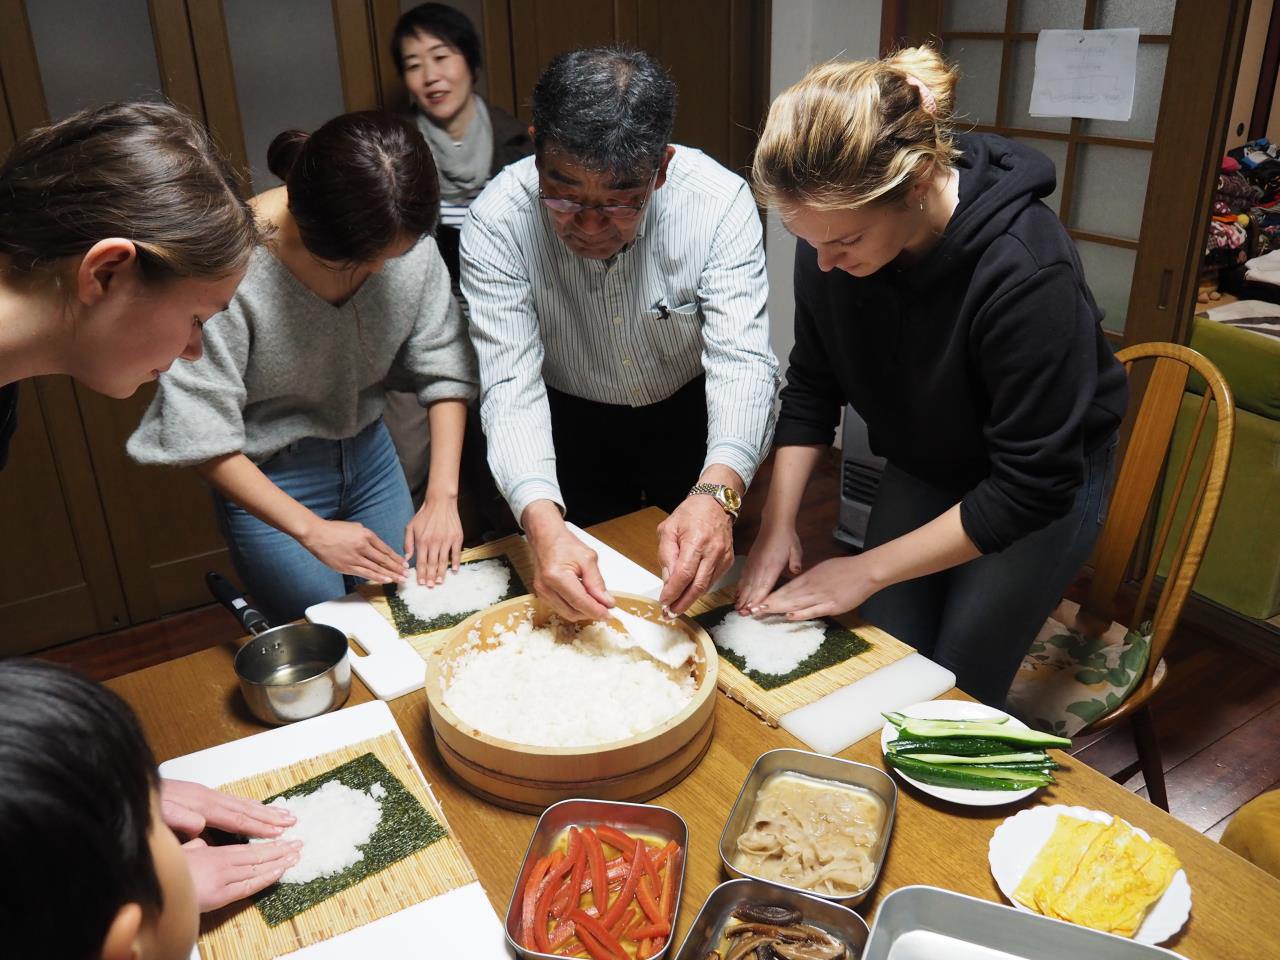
[198,732,477,960]
[364,535,914,728]
[683,588,916,727]
[356,534,534,662]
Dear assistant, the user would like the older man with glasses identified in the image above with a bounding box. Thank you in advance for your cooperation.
[461,46,779,621]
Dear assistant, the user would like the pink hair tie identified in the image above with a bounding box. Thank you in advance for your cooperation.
[904,75,938,115]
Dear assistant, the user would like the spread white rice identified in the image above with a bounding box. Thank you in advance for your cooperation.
[397,559,510,621]
[711,611,827,676]
[442,619,697,747]
[257,780,383,884]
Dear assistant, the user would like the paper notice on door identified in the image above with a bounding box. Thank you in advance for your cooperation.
[1029,28,1139,122]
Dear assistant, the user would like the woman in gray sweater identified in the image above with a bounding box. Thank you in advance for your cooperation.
[130,112,478,624]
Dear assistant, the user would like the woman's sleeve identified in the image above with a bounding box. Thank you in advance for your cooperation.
[960,260,1105,554]
[393,239,479,407]
[126,308,251,467]
[772,240,847,447]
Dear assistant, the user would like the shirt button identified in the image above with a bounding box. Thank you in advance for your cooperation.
[621,357,632,366]
[613,316,622,326]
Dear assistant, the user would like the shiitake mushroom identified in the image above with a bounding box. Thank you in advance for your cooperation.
[731,903,803,927]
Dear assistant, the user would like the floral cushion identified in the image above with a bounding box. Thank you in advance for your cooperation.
[1006,599,1152,737]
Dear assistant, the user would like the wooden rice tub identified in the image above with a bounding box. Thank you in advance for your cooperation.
[424,593,718,813]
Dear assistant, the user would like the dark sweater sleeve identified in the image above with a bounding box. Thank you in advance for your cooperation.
[772,245,847,447]
[960,261,1101,553]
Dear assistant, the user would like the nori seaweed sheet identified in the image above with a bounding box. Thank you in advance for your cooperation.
[254,752,446,926]
[694,603,872,691]
[382,554,527,636]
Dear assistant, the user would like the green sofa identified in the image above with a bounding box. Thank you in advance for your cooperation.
[1156,312,1280,620]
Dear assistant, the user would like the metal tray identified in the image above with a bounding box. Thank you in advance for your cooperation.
[673,877,871,960]
[864,886,1188,960]
[719,748,897,906]
[504,797,689,960]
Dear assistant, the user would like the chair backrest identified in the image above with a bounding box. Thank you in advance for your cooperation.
[1082,342,1235,680]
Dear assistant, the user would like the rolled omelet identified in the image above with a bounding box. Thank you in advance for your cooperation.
[1014,814,1181,937]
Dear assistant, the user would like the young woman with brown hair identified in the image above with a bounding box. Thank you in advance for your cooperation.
[738,47,1128,707]
[0,99,305,915]
[129,111,477,624]
[0,100,256,469]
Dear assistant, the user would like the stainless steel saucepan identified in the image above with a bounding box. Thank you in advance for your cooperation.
[206,571,351,725]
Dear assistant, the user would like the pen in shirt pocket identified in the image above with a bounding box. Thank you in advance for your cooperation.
[652,296,699,319]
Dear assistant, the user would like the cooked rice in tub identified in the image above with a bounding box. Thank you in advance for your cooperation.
[441,618,698,747]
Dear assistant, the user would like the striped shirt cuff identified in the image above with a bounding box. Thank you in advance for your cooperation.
[702,439,764,490]
[507,476,566,528]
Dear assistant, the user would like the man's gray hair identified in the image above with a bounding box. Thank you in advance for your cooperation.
[531,46,676,180]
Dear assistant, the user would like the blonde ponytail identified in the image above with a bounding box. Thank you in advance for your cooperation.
[752,45,961,213]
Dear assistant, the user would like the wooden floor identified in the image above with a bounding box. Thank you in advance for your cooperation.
[38,448,1279,841]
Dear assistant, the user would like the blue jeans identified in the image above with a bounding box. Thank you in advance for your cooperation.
[214,419,413,624]
[858,438,1118,708]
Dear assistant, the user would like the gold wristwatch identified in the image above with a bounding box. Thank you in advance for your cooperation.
[688,482,741,521]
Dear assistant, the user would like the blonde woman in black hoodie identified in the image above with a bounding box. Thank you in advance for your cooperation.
[738,47,1128,707]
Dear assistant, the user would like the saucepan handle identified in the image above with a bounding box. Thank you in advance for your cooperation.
[205,571,271,637]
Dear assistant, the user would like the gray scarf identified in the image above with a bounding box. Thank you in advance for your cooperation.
[415,95,493,204]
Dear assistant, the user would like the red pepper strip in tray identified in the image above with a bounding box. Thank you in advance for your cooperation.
[570,909,629,960]
[600,838,646,929]
[659,847,677,922]
[652,839,678,871]
[583,828,611,917]
[629,920,672,939]
[574,925,619,960]
[638,845,661,894]
[635,876,664,926]
[521,855,553,949]
[548,919,576,950]
[534,851,576,953]
[594,824,640,858]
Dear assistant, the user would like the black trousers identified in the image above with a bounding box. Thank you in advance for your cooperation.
[547,375,708,527]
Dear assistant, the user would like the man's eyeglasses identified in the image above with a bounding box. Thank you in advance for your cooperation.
[538,171,659,223]
[539,194,646,222]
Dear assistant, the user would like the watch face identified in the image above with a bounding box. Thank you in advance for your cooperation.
[722,487,742,512]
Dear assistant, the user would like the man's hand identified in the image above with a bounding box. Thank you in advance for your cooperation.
[161,779,295,840]
[182,837,301,912]
[756,554,882,620]
[657,494,735,615]
[523,500,615,620]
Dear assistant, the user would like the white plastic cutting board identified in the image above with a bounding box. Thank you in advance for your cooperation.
[159,701,508,960]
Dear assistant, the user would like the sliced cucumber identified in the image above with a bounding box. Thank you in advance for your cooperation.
[884,711,1010,727]
[894,751,1051,765]
[884,754,1054,791]
[883,714,1071,748]
[888,736,1039,757]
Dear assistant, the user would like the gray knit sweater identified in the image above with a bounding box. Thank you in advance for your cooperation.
[128,236,477,468]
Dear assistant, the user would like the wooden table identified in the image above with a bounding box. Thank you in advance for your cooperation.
[109,508,1280,959]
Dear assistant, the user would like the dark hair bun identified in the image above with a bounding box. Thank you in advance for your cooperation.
[267,129,310,181]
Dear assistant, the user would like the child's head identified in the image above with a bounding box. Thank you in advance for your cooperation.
[0,659,198,960]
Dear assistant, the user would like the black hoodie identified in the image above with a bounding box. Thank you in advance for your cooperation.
[775,133,1128,554]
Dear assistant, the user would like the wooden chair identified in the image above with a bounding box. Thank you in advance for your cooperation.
[1073,342,1235,810]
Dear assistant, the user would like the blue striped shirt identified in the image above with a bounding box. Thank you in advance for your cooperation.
[460,147,779,521]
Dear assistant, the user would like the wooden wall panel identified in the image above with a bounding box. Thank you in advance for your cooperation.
[148,0,205,119]
[186,0,251,192]
[508,0,638,122]
[637,0,769,174]
[332,0,382,112]
[0,381,126,654]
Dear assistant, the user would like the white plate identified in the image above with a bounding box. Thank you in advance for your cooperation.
[879,700,1041,806]
[988,804,1192,945]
